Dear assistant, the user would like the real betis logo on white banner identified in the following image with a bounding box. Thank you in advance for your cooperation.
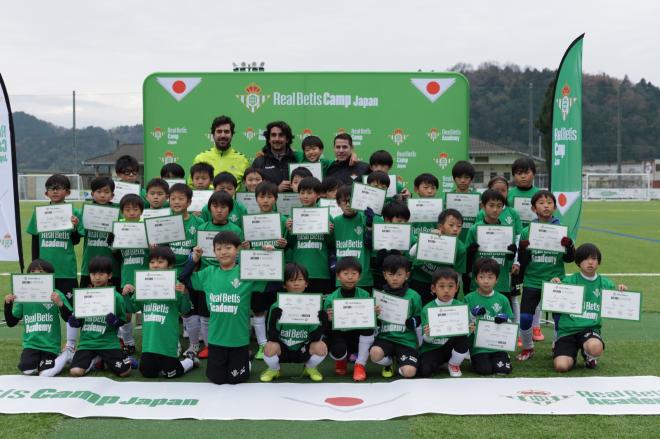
[556,83,578,121]
[236,83,270,113]
[411,78,456,103]
[504,389,572,406]
[157,77,202,102]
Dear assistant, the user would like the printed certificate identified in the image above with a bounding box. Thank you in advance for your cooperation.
[73,287,115,318]
[474,320,519,352]
[415,233,457,265]
[135,270,176,301]
[278,293,322,325]
[332,298,376,330]
[236,192,260,214]
[36,204,73,233]
[513,197,536,222]
[292,207,330,235]
[541,282,585,314]
[350,183,386,215]
[11,274,54,303]
[189,190,214,213]
[145,215,186,245]
[529,223,568,253]
[445,193,480,218]
[373,223,411,251]
[601,290,642,321]
[373,290,409,325]
[239,250,284,281]
[408,198,443,223]
[242,214,282,241]
[82,204,120,233]
[427,304,469,337]
[112,222,148,249]
[112,181,140,204]
[476,225,514,253]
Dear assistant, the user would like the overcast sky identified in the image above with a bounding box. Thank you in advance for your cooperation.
[1,0,658,128]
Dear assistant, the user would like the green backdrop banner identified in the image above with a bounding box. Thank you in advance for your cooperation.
[143,72,469,192]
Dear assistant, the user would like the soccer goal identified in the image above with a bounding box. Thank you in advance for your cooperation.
[584,173,651,201]
[18,174,85,201]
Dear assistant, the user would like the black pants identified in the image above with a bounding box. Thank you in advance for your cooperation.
[139,352,184,379]
[327,329,372,359]
[417,336,470,378]
[18,348,57,373]
[206,344,250,385]
[471,351,512,375]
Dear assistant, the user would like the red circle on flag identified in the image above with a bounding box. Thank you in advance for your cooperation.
[558,193,567,206]
[426,81,440,95]
[325,397,364,407]
[172,80,186,94]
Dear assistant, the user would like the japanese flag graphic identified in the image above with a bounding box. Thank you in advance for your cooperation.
[157,77,202,102]
[410,78,456,103]
[554,191,580,215]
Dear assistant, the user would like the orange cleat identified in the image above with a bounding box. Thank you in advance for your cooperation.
[353,363,367,382]
[198,346,209,359]
[532,327,545,341]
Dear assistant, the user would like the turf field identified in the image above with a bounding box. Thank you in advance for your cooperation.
[1,201,659,438]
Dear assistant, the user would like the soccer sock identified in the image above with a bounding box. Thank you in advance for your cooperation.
[449,349,468,366]
[200,316,209,345]
[520,327,534,349]
[39,353,68,377]
[86,356,101,374]
[305,354,325,369]
[374,356,392,366]
[22,369,37,375]
[119,322,135,346]
[180,358,194,373]
[66,323,79,349]
[532,304,541,328]
[511,296,521,324]
[356,335,375,365]
[253,315,267,346]
[416,326,423,346]
[182,315,201,345]
[263,354,280,370]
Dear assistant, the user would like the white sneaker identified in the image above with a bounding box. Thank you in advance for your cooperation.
[448,363,462,378]
[183,343,200,357]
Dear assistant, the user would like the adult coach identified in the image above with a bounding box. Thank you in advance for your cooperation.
[191,115,250,187]
[326,133,370,185]
[251,121,298,192]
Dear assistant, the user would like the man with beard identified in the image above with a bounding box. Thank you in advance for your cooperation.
[192,115,250,189]
[251,121,299,192]
[326,133,370,185]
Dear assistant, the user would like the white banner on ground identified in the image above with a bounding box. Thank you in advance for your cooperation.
[0,375,658,420]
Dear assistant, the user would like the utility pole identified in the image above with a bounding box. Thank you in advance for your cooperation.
[72,90,77,173]
[528,82,534,157]
[616,83,622,173]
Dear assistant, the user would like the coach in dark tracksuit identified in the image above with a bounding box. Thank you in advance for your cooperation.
[251,121,298,192]
[326,133,370,185]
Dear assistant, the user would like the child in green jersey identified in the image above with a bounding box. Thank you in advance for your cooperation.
[132,246,198,378]
[242,167,264,192]
[410,209,466,304]
[368,150,411,200]
[285,177,334,295]
[200,172,248,226]
[324,257,375,382]
[465,190,518,297]
[371,201,412,291]
[27,174,83,357]
[69,256,132,377]
[290,167,313,193]
[4,259,73,376]
[190,162,214,191]
[465,258,514,375]
[369,255,422,379]
[112,194,149,359]
[517,190,575,361]
[550,244,627,371]
[195,191,245,359]
[320,177,341,201]
[332,185,375,289]
[184,232,267,385]
[114,154,145,203]
[144,178,169,210]
[411,173,440,237]
[260,263,329,382]
[419,268,470,378]
[447,161,477,243]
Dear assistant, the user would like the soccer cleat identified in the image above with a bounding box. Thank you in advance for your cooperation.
[448,363,462,378]
[353,363,367,382]
[260,368,280,382]
[185,351,200,367]
[532,327,545,341]
[335,359,348,375]
[304,367,323,382]
[198,346,209,359]
[122,343,136,356]
[516,348,535,361]
[255,344,265,360]
[517,336,522,347]
[582,351,598,369]
[381,366,394,378]
[183,343,200,357]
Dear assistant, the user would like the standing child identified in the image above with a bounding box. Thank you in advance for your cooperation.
[26,174,83,358]
[114,154,146,204]
[371,201,412,291]
[368,150,410,199]
[369,255,422,379]
[320,177,342,201]
[411,172,440,236]
[160,163,186,180]
[261,263,329,382]
[4,259,73,376]
[290,167,313,193]
[299,135,330,176]
[182,232,267,384]
[144,178,170,209]
[190,162,214,191]
[200,172,248,227]
[68,256,132,377]
[130,246,198,378]
[324,257,375,382]
[418,268,470,378]
[446,160,477,243]
[464,258,514,375]
[241,167,264,193]
[551,243,626,371]
[516,190,575,361]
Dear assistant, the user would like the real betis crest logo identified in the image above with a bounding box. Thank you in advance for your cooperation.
[492,302,502,313]
[299,128,313,140]
[593,288,601,298]
[160,151,178,164]
[354,226,363,236]
[427,127,440,142]
[434,152,452,170]
[244,127,257,142]
[389,128,408,146]
[504,389,572,406]
[152,127,163,141]
[1,233,12,249]
[556,83,577,121]
[231,278,241,289]
[236,83,270,113]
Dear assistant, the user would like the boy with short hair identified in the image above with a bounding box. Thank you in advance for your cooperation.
[167,184,203,276]
[145,178,170,209]
[115,154,146,204]
[551,243,626,371]
[369,255,422,379]
[368,150,410,199]
[371,201,412,290]
[241,167,264,193]
[411,173,441,236]
[320,177,342,200]
[299,135,331,176]
[68,256,132,377]
[182,232,267,384]
[464,258,514,375]
[160,163,185,180]
[190,162,214,190]
[27,173,83,356]
[419,268,470,378]
[4,259,73,376]
[446,160,477,243]
[516,190,575,361]
[323,256,375,381]
[129,246,198,378]
[410,209,467,304]
[261,263,329,382]
[200,171,248,227]
[290,166,313,193]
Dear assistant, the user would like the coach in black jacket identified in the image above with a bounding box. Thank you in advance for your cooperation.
[252,121,298,192]
[326,133,370,185]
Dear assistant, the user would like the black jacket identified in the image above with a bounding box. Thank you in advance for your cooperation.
[326,159,371,186]
[251,146,298,186]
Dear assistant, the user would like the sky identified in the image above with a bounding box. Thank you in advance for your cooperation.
[1,0,658,129]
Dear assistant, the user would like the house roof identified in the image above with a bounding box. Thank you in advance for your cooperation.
[470,138,545,162]
[82,143,144,166]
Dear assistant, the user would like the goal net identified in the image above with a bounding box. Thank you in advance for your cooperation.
[584,173,651,201]
[18,174,85,201]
